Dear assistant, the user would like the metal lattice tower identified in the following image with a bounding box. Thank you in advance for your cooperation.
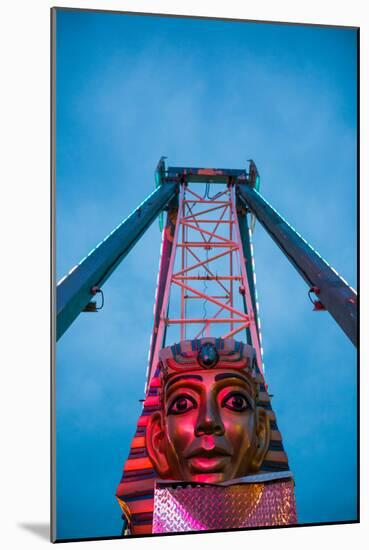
[147,182,264,386]
[56,159,357,375]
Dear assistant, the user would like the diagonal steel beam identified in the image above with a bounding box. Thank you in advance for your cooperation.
[173,246,238,277]
[186,247,230,296]
[56,183,179,340]
[237,183,357,347]
[181,220,232,242]
[172,279,249,319]
[183,203,229,220]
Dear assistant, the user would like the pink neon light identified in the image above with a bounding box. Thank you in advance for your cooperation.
[147,182,264,387]
[230,191,263,372]
[149,185,184,381]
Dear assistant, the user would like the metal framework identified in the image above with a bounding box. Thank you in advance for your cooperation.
[147,183,263,384]
[56,159,357,387]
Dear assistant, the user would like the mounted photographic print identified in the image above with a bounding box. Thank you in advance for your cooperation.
[51,7,358,542]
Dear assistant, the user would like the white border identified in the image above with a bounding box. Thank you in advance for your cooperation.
[1,1,366,549]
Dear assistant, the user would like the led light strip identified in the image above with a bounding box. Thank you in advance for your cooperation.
[57,187,160,286]
[253,189,357,295]
[145,227,166,393]
[248,225,265,373]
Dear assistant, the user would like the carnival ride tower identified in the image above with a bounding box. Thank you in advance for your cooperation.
[147,167,264,390]
[57,158,357,351]
[56,158,357,534]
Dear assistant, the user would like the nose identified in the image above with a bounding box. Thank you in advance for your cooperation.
[195,396,225,437]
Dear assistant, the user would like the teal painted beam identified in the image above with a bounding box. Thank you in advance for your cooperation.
[237,183,357,347]
[56,183,179,340]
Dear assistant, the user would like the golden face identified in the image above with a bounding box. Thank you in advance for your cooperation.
[147,369,270,483]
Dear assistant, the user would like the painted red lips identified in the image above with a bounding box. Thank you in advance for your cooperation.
[186,447,231,459]
[186,446,232,474]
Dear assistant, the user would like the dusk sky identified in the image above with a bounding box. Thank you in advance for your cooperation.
[55,9,357,540]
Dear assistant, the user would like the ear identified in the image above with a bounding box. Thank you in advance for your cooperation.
[250,408,270,472]
[146,411,171,477]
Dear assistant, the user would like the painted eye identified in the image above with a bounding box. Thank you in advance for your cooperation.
[222,392,250,412]
[167,395,197,415]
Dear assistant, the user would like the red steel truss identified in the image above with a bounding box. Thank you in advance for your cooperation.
[147,183,263,386]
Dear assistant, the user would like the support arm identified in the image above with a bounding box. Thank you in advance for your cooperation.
[147,197,179,377]
[56,183,179,340]
[237,183,357,347]
[236,199,260,347]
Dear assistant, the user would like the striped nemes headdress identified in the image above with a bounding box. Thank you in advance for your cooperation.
[160,338,256,375]
[116,338,290,535]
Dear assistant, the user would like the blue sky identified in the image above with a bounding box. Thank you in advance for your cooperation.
[55,9,357,540]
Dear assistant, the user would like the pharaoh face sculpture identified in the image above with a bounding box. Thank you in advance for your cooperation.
[147,340,270,483]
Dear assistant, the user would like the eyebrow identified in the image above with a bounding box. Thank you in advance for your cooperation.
[165,374,203,391]
[214,373,251,385]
